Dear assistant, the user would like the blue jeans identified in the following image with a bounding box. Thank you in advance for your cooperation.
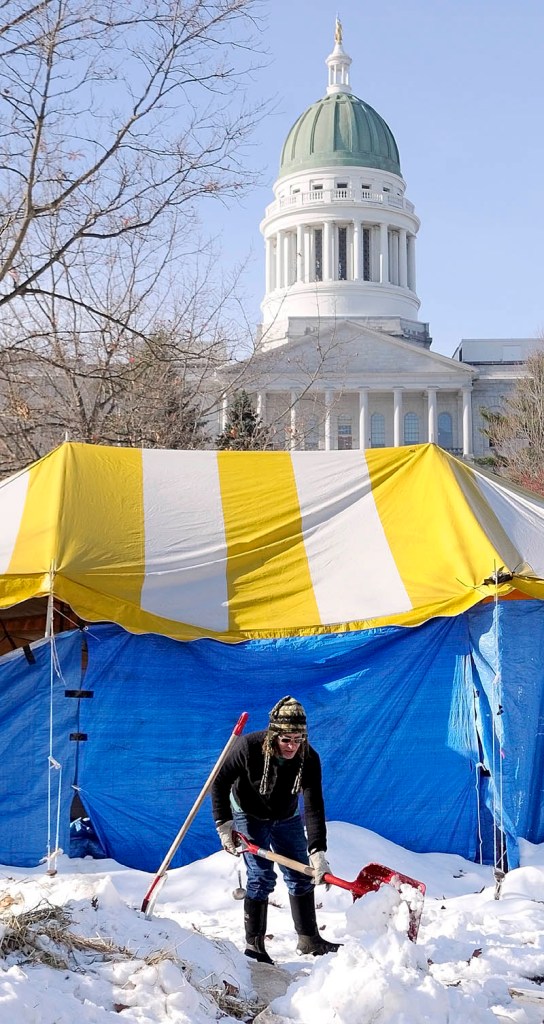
[233,810,314,900]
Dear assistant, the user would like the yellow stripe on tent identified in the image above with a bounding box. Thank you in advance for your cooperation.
[218,451,320,632]
[366,444,507,617]
[52,444,146,622]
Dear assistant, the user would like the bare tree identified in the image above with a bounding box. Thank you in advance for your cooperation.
[0,0,264,330]
[0,0,271,473]
[480,348,544,496]
[0,243,258,473]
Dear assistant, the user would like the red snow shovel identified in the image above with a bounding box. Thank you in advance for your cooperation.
[140,712,249,918]
[235,832,426,942]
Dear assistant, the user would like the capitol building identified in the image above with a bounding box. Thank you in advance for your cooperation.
[222,22,536,458]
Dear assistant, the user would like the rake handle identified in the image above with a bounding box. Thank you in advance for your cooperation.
[141,712,248,915]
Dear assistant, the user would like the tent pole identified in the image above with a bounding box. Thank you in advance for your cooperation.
[44,573,63,877]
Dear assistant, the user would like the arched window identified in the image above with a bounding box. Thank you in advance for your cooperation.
[371,412,385,448]
[438,412,453,450]
[404,412,419,444]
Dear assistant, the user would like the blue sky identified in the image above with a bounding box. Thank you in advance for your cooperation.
[205,1,544,356]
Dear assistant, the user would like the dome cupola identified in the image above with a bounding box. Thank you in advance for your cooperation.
[279,19,400,179]
[259,21,421,334]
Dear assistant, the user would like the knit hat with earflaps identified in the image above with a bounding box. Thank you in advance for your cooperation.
[260,696,308,796]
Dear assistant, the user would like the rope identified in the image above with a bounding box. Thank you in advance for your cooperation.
[491,566,506,898]
[474,762,484,866]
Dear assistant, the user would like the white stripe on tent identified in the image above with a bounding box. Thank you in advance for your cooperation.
[291,450,412,623]
[140,450,229,630]
[473,472,544,576]
[0,470,29,574]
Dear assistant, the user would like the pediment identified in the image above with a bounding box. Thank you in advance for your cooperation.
[252,321,475,390]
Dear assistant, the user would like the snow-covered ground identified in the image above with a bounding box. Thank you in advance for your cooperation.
[1,822,544,1023]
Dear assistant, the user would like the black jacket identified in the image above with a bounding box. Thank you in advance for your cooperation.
[211,730,327,853]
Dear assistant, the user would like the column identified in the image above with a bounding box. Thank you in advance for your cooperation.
[324,389,333,451]
[398,228,408,288]
[353,220,361,281]
[266,239,275,293]
[221,394,228,432]
[296,225,304,282]
[323,221,333,281]
[393,388,403,447]
[303,227,311,284]
[276,230,283,290]
[427,388,437,443]
[407,234,416,292]
[256,392,266,421]
[283,232,291,286]
[379,222,389,283]
[358,388,369,450]
[289,391,298,451]
[462,387,473,458]
[390,231,399,285]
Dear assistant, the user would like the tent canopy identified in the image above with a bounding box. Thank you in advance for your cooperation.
[1,441,544,642]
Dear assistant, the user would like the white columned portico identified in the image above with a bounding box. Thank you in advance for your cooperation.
[379,222,389,284]
[324,389,333,451]
[462,387,473,457]
[289,391,298,450]
[358,388,369,449]
[393,388,403,447]
[427,388,437,443]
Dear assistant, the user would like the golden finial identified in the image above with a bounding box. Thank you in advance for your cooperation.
[335,16,343,45]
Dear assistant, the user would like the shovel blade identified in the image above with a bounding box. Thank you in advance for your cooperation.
[351,862,426,943]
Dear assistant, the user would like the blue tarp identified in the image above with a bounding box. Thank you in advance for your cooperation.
[1,601,543,871]
[0,631,81,867]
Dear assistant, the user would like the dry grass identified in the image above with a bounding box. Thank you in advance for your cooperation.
[0,899,264,1020]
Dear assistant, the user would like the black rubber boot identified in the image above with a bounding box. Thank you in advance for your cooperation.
[289,890,341,956]
[244,897,274,965]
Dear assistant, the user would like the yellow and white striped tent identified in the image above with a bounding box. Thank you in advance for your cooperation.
[1,441,544,642]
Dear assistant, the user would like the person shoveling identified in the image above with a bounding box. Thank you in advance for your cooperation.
[235,834,426,944]
[212,696,426,964]
[212,696,340,964]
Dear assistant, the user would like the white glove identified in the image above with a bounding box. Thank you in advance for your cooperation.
[310,850,331,886]
[216,820,240,856]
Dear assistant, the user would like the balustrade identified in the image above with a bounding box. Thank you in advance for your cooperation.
[265,188,414,217]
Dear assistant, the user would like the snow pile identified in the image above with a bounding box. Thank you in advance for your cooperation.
[1,823,544,1023]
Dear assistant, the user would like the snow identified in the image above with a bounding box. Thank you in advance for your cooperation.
[2,824,544,1023]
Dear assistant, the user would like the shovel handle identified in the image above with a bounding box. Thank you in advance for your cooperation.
[235,833,394,897]
[235,832,315,877]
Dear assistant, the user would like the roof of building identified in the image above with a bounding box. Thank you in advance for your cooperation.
[278,24,401,179]
[279,91,401,179]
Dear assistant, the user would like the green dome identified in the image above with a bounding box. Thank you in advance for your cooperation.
[279,92,401,178]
